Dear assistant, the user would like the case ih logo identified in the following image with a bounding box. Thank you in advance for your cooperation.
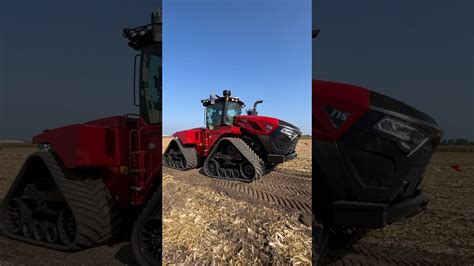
[325,106,351,128]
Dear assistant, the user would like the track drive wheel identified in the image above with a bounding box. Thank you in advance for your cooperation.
[4,198,32,234]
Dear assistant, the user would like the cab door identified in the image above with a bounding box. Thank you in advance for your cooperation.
[130,44,162,205]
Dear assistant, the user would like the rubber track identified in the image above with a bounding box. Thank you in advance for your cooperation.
[212,179,312,215]
[203,137,265,182]
[162,139,199,170]
[1,151,122,250]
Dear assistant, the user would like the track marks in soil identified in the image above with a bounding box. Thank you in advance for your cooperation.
[163,167,312,216]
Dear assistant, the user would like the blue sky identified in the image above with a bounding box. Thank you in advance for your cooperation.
[163,0,311,135]
[0,0,311,140]
[313,0,473,140]
[0,1,161,140]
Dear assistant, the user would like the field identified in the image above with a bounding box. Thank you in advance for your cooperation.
[0,141,473,264]
[161,137,312,264]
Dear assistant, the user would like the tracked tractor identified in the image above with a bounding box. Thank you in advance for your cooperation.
[312,29,443,260]
[163,90,302,182]
[1,10,163,264]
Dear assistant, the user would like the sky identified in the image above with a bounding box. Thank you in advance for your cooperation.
[313,0,473,140]
[0,1,161,140]
[0,0,311,140]
[163,0,311,135]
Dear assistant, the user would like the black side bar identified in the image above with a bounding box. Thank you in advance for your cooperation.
[267,152,297,164]
[331,192,428,228]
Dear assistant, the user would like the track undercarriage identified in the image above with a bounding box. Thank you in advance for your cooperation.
[203,138,265,182]
[1,152,122,250]
[162,139,199,170]
[163,137,265,182]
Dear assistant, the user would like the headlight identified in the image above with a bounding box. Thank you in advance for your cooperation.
[38,143,51,151]
[374,117,427,153]
[281,127,298,140]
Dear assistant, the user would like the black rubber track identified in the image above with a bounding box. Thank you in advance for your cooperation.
[162,139,199,170]
[1,151,122,250]
[203,137,265,182]
[131,189,162,266]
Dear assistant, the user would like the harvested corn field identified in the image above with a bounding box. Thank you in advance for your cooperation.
[0,142,473,264]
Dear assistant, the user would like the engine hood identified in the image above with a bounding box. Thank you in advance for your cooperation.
[234,115,301,137]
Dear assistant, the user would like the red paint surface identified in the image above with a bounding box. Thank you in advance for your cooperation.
[32,115,162,208]
[234,115,279,136]
[313,79,370,142]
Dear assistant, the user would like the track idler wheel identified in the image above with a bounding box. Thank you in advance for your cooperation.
[4,198,32,234]
[22,221,33,238]
[217,168,225,177]
[240,161,256,181]
[33,222,46,241]
[44,222,59,244]
[205,159,219,176]
[57,207,76,246]
[232,169,240,179]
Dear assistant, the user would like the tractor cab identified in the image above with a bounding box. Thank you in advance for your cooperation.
[123,10,162,125]
[201,90,265,130]
[201,90,245,130]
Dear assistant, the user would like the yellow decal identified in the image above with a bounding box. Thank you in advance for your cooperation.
[120,166,128,174]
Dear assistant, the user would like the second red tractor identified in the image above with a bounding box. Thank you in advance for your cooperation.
[163,90,302,181]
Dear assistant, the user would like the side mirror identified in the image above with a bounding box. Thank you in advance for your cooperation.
[312,29,320,39]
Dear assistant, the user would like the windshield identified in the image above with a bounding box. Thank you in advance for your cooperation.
[206,102,242,130]
[226,102,242,124]
[140,45,162,125]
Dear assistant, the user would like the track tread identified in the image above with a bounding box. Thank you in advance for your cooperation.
[203,137,265,182]
[1,151,122,250]
[163,139,199,170]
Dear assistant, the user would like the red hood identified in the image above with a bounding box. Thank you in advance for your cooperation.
[312,79,370,141]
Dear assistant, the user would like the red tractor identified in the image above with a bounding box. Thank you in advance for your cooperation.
[162,90,302,181]
[312,30,443,260]
[1,10,163,265]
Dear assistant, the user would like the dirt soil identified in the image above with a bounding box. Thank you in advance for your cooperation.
[0,143,473,265]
